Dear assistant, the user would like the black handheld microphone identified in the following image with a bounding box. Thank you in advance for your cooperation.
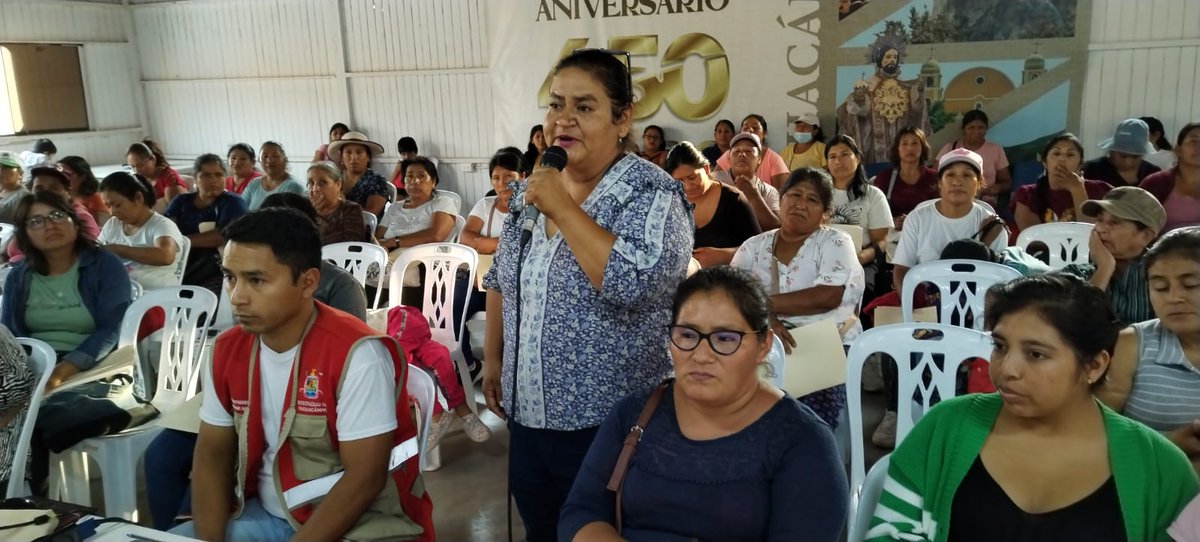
[519,145,568,247]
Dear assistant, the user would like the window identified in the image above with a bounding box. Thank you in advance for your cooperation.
[0,43,89,136]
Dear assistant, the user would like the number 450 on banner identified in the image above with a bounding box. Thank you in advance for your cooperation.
[538,34,730,122]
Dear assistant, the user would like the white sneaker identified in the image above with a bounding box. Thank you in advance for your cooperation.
[871,411,898,449]
[426,413,455,452]
[460,413,492,443]
[862,354,884,393]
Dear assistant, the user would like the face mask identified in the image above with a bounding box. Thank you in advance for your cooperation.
[792,132,813,144]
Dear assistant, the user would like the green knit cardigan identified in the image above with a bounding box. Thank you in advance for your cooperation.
[866,394,1199,542]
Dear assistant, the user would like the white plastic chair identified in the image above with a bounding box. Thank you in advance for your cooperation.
[0,222,16,252]
[448,215,466,243]
[1015,221,1092,269]
[439,190,462,213]
[130,280,144,301]
[323,242,387,309]
[847,455,891,542]
[388,243,478,415]
[363,210,378,234]
[49,286,217,520]
[406,363,440,471]
[172,236,191,286]
[844,323,992,533]
[5,338,56,498]
[901,259,1022,330]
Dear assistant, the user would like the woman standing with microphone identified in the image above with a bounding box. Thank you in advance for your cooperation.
[482,49,693,541]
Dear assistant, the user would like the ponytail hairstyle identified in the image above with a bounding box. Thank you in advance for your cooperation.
[100,171,157,209]
[127,138,170,170]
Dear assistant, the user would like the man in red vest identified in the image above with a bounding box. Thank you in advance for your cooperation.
[175,208,433,541]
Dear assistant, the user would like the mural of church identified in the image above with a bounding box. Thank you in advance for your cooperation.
[919,50,1050,114]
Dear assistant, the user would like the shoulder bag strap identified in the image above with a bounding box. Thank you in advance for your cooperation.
[886,168,899,199]
[606,379,671,534]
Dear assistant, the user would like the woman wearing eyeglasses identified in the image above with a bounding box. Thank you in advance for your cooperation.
[0,191,132,392]
[560,266,848,541]
[731,167,865,428]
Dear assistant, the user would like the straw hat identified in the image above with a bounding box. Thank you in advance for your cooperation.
[327,131,385,157]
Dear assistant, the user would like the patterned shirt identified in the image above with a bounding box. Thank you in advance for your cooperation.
[1062,257,1153,325]
[0,324,33,484]
[344,169,391,211]
[1123,319,1200,432]
[482,154,693,430]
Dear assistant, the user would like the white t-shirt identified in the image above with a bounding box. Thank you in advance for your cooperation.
[831,185,894,247]
[98,213,185,290]
[200,338,398,519]
[713,170,781,214]
[893,199,1010,268]
[379,192,458,240]
[467,196,509,238]
[731,227,865,342]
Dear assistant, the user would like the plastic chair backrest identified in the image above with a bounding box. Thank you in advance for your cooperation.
[763,334,785,388]
[388,243,477,353]
[130,280,144,301]
[0,222,16,252]
[848,455,891,542]
[6,338,56,498]
[901,259,1021,330]
[173,236,191,286]
[449,215,465,243]
[213,279,235,332]
[118,286,217,410]
[406,364,436,471]
[322,242,387,308]
[439,190,462,213]
[829,223,865,248]
[179,174,196,192]
[362,211,378,234]
[844,323,991,528]
[1015,221,1092,269]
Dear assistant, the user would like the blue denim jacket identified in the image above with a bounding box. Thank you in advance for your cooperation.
[1,248,131,370]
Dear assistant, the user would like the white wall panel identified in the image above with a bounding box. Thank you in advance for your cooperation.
[143,78,342,159]
[0,128,142,165]
[348,72,494,160]
[133,0,338,80]
[343,0,488,73]
[1091,0,1200,42]
[0,1,127,43]
[83,44,141,130]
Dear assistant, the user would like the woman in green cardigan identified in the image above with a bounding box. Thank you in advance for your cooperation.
[867,273,1199,542]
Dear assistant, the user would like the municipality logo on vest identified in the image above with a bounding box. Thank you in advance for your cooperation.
[303,369,321,399]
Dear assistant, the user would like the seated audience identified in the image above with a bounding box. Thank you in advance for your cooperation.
[460,150,519,256]
[716,114,791,188]
[171,209,433,541]
[1084,118,1162,187]
[732,167,864,426]
[377,157,456,254]
[867,274,1199,541]
[388,136,424,188]
[0,191,131,389]
[312,122,349,164]
[223,143,261,195]
[126,139,186,211]
[1012,133,1112,234]
[241,141,305,211]
[892,148,1010,292]
[521,125,546,177]
[826,134,894,299]
[780,112,827,171]
[935,110,1011,207]
[164,154,248,294]
[873,127,938,230]
[637,125,667,168]
[1100,227,1200,471]
[1140,122,1200,232]
[1141,116,1177,170]
[97,172,185,290]
[144,195,371,531]
[668,142,760,268]
[714,133,781,231]
[701,118,734,165]
[7,167,103,263]
[1062,186,1165,325]
[329,132,390,216]
[0,152,30,225]
[57,156,111,225]
[559,266,849,541]
[19,138,56,184]
[307,161,370,245]
[0,324,34,492]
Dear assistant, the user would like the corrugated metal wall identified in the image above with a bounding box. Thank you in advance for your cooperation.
[1079,0,1200,152]
[0,1,143,164]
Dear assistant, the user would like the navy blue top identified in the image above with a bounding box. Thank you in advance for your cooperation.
[559,384,849,541]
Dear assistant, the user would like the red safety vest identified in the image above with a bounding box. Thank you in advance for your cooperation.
[212,302,434,541]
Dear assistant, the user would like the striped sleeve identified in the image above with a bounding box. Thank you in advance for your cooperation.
[865,462,937,542]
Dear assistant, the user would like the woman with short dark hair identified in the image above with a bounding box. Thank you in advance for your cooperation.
[224,143,261,195]
[57,155,110,226]
[98,172,185,290]
[935,110,1012,206]
[666,141,760,268]
[1011,133,1113,235]
[164,154,248,294]
[126,139,186,210]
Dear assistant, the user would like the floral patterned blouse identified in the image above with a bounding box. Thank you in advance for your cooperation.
[482,154,694,430]
[344,169,391,212]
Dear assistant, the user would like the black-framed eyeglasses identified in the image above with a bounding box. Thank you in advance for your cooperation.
[571,48,634,102]
[25,210,70,230]
[668,325,764,356]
